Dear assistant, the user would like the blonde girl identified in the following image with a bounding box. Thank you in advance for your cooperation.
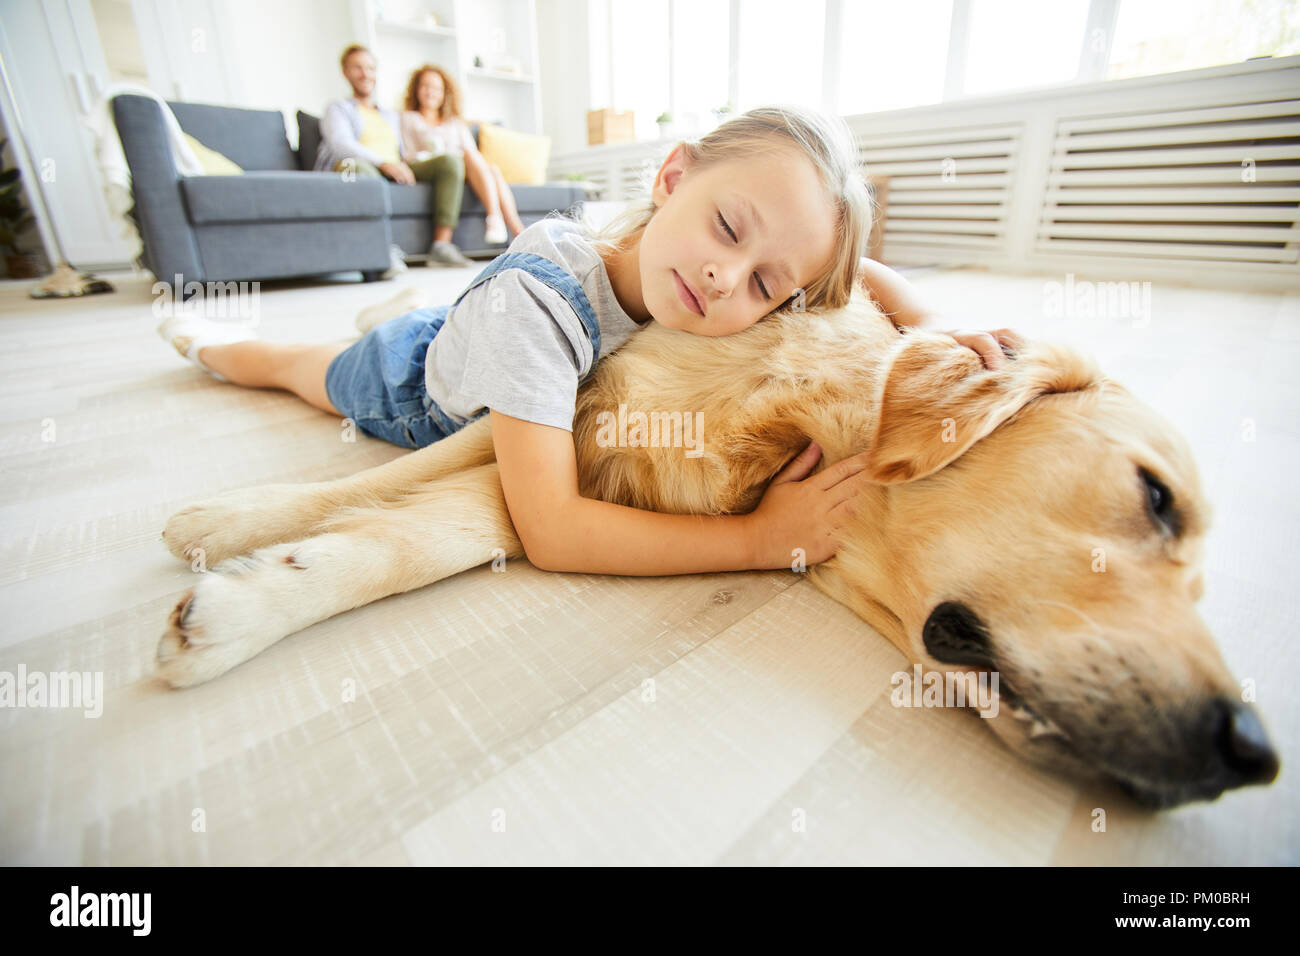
[158,105,1016,575]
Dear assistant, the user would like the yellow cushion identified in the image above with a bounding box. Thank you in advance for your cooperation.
[183,133,243,175]
[477,123,551,186]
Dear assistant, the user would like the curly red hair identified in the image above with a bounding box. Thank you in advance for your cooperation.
[404,65,462,121]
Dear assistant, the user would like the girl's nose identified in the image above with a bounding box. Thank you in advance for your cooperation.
[705,263,737,298]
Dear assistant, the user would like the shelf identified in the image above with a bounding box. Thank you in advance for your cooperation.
[375,19,457,39]
[465,67,534,84]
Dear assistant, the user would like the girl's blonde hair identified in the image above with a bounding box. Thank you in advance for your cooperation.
[562,104,872,315]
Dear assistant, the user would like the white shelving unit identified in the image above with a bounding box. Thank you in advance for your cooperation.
[350,0,543,134]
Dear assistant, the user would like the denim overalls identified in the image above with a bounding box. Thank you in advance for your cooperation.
[324,251,604,449]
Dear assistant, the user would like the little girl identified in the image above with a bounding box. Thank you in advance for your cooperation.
[159,106,1017,576]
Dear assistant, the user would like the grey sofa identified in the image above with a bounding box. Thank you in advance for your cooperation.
[296,110,583,259]
[113,95,585,288]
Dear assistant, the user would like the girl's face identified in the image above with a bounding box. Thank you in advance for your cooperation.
[417,72,445,112]
[634,145,838,336]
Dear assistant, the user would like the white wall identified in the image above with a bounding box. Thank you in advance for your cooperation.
[536,0,592,156]
[215,0,359,144]
[132,0,585,148]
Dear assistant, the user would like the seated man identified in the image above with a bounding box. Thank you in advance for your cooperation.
[315,43,471,267]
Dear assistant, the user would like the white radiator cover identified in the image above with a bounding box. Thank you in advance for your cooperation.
[548,56,1300,291]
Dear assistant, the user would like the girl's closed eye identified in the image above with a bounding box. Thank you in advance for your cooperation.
[714,210,772,300]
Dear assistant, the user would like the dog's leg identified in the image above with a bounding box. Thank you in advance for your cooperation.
[162,417,497,566]
[156,462,523,688]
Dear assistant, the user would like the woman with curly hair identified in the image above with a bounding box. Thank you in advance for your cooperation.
[401,64,526,250]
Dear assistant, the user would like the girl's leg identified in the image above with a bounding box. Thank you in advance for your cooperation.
[491,164,526,236]
[196,341,349,415]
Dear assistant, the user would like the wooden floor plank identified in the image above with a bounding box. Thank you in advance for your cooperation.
[0,269,1294,864]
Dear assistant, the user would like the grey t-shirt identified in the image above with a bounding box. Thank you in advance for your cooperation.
[424,215,649,431]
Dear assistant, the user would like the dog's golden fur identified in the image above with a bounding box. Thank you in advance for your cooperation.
[156,287,1277,808]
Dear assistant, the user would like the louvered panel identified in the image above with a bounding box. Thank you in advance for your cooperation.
[1065,120,1300,151]
[1044,223,1298,242]
[862,157,1015,176]
[862,138,1021,162]
[545,160,612,200]
[1054,166,1300,185]
[859,123,1020,261]
[1038,96,1300,267]
[1049,144,1298,167]
[1040,239,1300,263]
[888,220,1004,236]
[884,234,1005,247]
[886,204,1007,218]
[1058,98,1300,133]
[891,189,1007,202]
[887,174,1010,189]
[618,157,658,199]
[1047,204,1300,221]
[1047,186,1300,203]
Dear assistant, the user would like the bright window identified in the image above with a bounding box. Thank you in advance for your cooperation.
[963,0,1092,96]
[608,0,671,141]
[1108,0,1300,80]
[671,0,731,138]
[839,0,953,114]
[736,0,826,112]
[586,0,1300,146]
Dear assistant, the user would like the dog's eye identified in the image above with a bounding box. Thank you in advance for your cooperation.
[1139,467,1178,536]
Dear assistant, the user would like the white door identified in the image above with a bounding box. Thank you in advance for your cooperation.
[0,0,238,270]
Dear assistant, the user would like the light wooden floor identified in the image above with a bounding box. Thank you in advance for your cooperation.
[1,264,1296,865]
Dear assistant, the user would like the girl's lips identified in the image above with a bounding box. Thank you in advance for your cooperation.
[673,271,704,316]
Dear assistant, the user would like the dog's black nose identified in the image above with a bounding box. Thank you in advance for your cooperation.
[1209,698,1279,787]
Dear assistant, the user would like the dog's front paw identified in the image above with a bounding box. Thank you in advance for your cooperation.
[155,547,307,688]
[161,484,315,566]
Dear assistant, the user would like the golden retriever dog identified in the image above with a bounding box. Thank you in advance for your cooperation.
[156,287,1279,810]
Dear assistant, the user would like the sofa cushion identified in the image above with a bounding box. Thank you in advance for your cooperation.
[297,111,322,171]
[463,183,587,215]
[478,124,551,185]
[170,101,298,172]
[384,180,586,220]
[385,182,436,217]
[183,133,243,175]
[181,171,388,224]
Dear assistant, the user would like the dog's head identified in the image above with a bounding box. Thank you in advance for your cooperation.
[821,329,1280,810]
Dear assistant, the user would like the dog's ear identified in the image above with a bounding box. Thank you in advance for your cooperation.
[864,330,1100,484]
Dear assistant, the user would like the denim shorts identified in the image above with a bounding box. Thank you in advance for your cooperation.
[325,306,476,449]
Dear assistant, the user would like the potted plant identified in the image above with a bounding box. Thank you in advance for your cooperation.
[564,172,600,199]
[0,140,40,279]
[655,111,673,138]
[711,102,733,126]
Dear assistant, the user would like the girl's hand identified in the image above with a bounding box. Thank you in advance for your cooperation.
[744,441,870,569]
[936,326,1025,370]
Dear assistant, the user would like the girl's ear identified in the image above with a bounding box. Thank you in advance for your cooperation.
[864,330,1100,484]
[651,144,691,206]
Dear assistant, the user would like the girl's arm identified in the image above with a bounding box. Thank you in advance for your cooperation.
[856,257,935,330]
[491,411,870,575]
[857,257,1018,370]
